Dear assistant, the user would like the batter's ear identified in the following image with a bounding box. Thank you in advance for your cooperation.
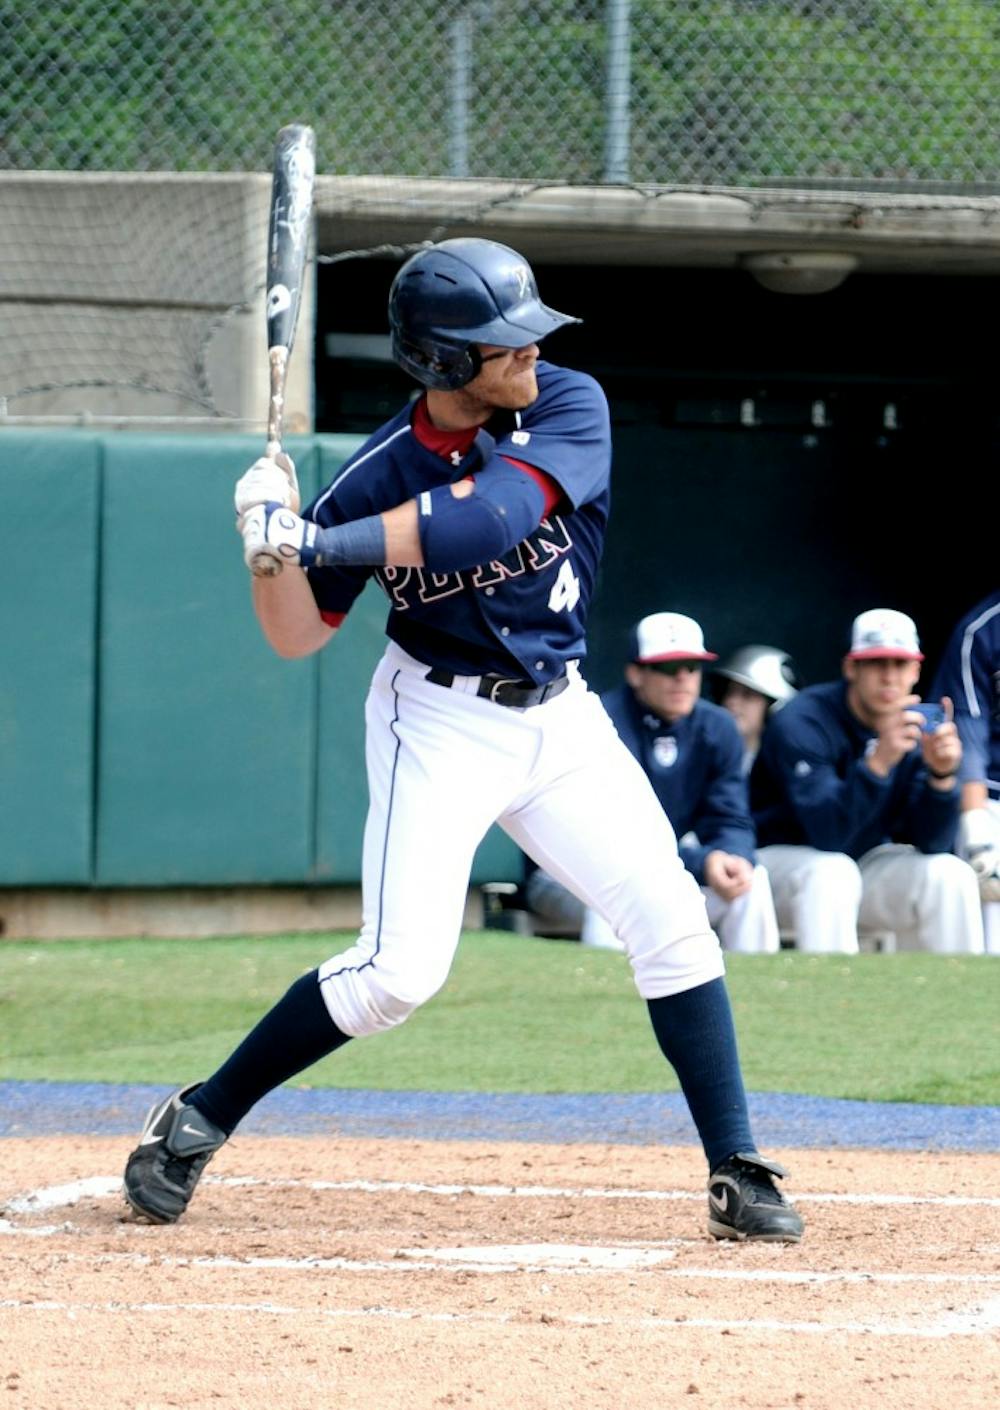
[625,662,644,690]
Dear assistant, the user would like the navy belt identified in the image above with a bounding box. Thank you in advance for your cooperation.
[426,668,570,709]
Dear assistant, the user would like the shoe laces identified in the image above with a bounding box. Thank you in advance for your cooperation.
[737,1164,786,1206]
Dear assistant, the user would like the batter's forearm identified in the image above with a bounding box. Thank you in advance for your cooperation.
[302,501,423,568]
[252,568,334,658]
[382,499,423,565]
[253,474,535,574]
[316,472,539,573]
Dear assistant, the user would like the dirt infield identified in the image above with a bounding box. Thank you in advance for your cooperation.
[2,1136,998,1410]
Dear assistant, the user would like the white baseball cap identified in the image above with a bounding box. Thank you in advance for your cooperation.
[847,608,924,661]
[631,612,718,663]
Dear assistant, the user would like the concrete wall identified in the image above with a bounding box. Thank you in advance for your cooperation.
[0,173,313,432]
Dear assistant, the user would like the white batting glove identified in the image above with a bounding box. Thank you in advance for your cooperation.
[234,452,300,517]
[240,502,318,572]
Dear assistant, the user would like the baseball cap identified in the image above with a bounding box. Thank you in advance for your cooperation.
[630,612,718,663]
[847,608,924,661]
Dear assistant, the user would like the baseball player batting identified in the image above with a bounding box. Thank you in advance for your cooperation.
[122,238,803,1243]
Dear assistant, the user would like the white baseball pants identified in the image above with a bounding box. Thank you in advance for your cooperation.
[757,842,985,954]
[318,644,724,1037]
[580,864,780,954]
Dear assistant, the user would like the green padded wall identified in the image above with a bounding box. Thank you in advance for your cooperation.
[95,435,321,884]
[0,431,100,883]
[3,430,528,889]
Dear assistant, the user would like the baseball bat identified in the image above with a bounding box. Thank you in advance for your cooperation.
[249,122,316,578]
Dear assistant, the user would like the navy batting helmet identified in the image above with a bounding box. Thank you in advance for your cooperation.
[388,238,581,390]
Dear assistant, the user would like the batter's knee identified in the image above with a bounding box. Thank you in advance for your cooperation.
[616,869,728,997]
[317,955,451,1037]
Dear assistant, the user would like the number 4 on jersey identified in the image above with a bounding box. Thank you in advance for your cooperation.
[548,559,580,614]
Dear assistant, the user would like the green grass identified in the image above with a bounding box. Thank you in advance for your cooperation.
[1,932,997,1105]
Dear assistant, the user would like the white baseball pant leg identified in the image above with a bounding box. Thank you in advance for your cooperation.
[583,861,779,955]
[856,844,985,954]
[704,864,781,953]
[318,646,723,1038]
[501,688,725,997]
[755,845,863,953]
[580,906,623,950]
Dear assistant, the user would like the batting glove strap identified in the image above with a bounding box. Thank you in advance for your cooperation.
[310,514,387,567]
[242,503,387,570]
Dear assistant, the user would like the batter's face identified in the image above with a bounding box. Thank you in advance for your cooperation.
[843,655,921,723]
[626,661,703,724]
[463,343,541,412]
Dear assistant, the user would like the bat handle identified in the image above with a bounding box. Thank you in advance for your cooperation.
[248,547,284,578]
[267,346,290,450]
[247,436,287,577]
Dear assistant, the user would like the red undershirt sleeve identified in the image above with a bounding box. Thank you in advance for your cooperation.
[500,456,563,516]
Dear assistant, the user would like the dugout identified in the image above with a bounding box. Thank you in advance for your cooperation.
[313,181,998,694]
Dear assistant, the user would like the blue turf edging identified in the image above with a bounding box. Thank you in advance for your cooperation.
[0,1081,996,1152]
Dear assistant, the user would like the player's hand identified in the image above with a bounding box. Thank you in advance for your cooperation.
[240,501,317,573]
[920,696,961,785]
[867,693,923,775]
[704,851,754,902]
[234,453,300,518]
[959,808,1000,901]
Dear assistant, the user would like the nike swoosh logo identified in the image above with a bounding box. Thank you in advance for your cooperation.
[180,1123,211,1139]
[136,1095,175,1145]
[710,1186,730,1214]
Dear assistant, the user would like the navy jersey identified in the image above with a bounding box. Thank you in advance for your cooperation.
[750,680,959,857]
[603,686,756,883]
[930,590,1000,800]
[302,361,611,685]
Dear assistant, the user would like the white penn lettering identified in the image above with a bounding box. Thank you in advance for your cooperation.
[520,515,572,571]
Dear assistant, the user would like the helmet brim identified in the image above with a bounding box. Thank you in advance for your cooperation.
[450,301,581,348]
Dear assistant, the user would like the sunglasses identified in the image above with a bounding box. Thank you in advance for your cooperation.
[642,660,703,676]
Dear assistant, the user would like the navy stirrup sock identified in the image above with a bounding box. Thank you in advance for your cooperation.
[646,976,756,1173]
[189,969,351,1135]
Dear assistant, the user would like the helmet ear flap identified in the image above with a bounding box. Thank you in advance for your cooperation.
[391,333,481,391]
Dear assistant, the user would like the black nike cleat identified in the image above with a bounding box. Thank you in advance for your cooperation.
[123,1083,227,1224]
[707,1151,804,1243]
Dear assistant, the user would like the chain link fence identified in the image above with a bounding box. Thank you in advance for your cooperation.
[4,0,999,189]
[3,0,997,422]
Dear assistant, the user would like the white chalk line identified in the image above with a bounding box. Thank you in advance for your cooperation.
[2,1244,997,1288]
[5,1173,1000,1218]
[3,1176,998,1339]
[1,1294,998,1338]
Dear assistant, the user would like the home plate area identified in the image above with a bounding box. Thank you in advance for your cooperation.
[1,1137,999,1410]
